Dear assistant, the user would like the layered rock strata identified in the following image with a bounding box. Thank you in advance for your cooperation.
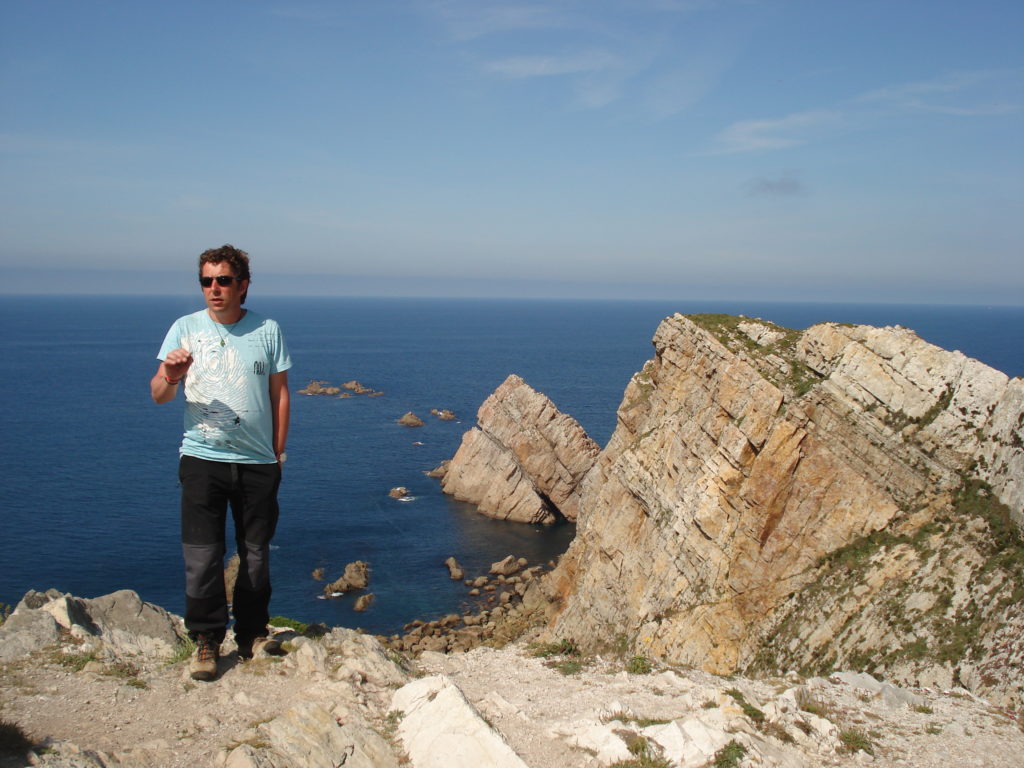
[541,313,1023,706]
[440,374,600,524]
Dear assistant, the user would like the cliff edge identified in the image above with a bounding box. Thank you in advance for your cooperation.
[541,314,1023,709]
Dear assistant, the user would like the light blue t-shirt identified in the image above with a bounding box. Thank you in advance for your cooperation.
[158,309,292,464]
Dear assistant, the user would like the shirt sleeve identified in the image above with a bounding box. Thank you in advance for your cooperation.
[270,320,292,374]
[157,319,182,361]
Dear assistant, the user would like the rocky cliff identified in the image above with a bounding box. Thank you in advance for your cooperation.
[537,314,1023,709]
[440,374,600,524]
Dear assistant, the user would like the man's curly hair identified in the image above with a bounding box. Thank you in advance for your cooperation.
[198,244,251,304]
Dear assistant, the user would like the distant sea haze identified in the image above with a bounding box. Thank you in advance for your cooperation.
[1,296,1020,634]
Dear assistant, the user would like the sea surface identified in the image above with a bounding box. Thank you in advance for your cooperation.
[1,296,1021,636]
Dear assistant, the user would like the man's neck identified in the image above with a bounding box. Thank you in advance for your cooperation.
[208,307,246,325]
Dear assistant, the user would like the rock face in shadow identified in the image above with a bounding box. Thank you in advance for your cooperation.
[542,313,1024,709]
[440,374,600,524]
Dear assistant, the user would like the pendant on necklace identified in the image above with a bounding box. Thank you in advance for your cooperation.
[220,339,226,347]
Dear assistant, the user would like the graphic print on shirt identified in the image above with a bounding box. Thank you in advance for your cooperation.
[182,331,248,448]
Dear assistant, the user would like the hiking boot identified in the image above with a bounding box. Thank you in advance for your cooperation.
[189,634,219,681]
[237,635,284,660]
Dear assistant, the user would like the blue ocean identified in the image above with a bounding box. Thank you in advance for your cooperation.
[1,296,1021,636]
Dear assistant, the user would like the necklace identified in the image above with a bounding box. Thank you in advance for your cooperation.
[212,316,241,347]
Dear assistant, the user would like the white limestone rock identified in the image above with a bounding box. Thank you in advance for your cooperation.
[392,675,529,768]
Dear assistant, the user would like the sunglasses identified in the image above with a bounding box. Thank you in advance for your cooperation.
[199,275,244,287]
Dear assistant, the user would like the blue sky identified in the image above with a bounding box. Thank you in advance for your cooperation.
[1,0,1022,303]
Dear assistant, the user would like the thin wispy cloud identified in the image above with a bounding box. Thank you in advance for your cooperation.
[426,0,730,113]
[710,68,1022,155]
[710,110,839,155]
[857,69,1023,116]
[485,50,623,78]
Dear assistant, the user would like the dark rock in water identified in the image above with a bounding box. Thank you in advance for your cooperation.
[489,555,523,577]
[298,380,342,396]
[444,556,465,581]
[323,561,370,596]
[397,412,425,427]
[425,460,450,479]
[354,594,375,612]
[389,487,410,499]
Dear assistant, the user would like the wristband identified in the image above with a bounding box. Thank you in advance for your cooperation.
[164,376,181,385]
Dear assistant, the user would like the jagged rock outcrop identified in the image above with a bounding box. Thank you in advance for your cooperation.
[440,374,600,524]
[323,560,370,596]
[543,313,1024,707]
[0,588,186,660]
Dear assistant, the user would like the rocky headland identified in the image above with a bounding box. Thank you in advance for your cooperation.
[437,313,1023,713]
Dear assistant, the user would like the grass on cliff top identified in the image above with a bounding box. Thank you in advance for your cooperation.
[685,313,819,397]
[751,477,1023,679]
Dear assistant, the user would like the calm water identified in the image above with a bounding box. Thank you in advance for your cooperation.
[1,296,1020,635]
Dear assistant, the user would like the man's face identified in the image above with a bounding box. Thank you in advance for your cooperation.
[201,261,249,316]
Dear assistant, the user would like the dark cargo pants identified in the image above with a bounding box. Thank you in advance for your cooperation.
[178,455,281,643]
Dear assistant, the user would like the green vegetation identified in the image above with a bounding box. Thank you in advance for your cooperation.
[712,739,747,768]
[530,637,589,675]
[760,720,794,743]
[56,649,98,673]
[601,712,672,728]
[795,690,830,719]
[838,728,874,755]
[917,386,954,429]
[529,638,579,658]
[913,704,934,714]
[269,616,308,633]
[549,658,585,676]
[609,735,671,768]
[167,637,195,666]
[725,688,765,724]
[626,655,653,675]
[684,313,820,397]
[749,474,1024,681]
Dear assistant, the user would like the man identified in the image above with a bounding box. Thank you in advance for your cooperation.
[151,245,291,681]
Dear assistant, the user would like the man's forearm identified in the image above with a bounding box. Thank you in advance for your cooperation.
[270,372,290,459]
[151,365,182,404]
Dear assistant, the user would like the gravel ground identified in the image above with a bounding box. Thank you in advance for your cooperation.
[2,632,1021,767]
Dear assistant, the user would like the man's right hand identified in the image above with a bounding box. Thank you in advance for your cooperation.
[151,348,194,403]
[163,348,194,381]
